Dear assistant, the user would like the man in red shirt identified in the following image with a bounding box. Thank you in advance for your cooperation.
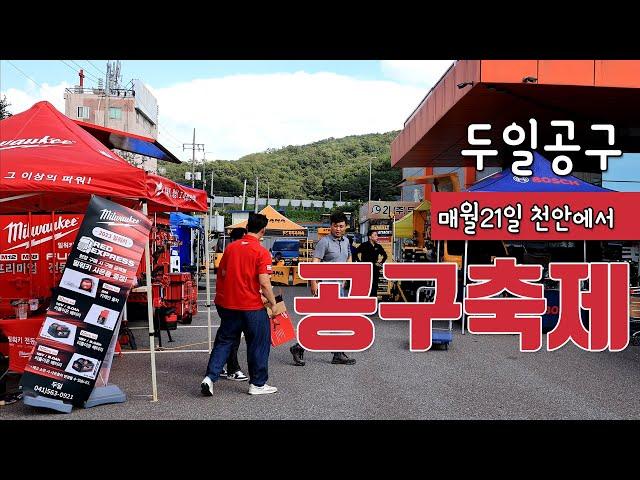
[201,213,283,396]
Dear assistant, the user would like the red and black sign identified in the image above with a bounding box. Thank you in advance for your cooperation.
[19,196,151,406]
[0,214,83,317]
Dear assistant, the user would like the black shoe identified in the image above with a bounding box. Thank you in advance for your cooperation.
[290,344,305,366]
[331,352,356,365]
[201,376,214,396]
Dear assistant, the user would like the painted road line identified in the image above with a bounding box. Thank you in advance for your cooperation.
[129,325,220,330]
[121,349,210,354]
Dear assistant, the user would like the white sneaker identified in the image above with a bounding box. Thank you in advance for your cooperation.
[226,370,248,382]
[200,376,214,396]
[248,383,278,395]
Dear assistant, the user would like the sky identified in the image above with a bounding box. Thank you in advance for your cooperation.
[1,59,638,190]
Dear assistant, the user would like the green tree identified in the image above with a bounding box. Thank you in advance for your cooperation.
[0,95,12,120]
[160,131,402,202]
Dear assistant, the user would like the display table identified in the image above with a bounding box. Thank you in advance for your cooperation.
[0,315,46,373]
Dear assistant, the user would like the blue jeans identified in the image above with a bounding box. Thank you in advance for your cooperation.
[206,305,271,386]
[293,282,348,356]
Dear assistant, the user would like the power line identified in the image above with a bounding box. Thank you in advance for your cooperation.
[67,60,102,83]
[59,60,98,85]
[86,60,106,77]
[4,60,44,89]
[158,126,182,145]
[158,124,184,145]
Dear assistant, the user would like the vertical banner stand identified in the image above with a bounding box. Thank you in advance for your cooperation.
[84,315,126,408]
[23,387,73,413]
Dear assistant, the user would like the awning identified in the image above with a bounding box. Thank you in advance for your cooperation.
[145,173,208,213]
[75,120,181,163]
[1,101,147,212]
[394,211,414,238]
[227,205,307,236]
[392,60,640,168]
[170,212,202,229]
[467,152,615,192]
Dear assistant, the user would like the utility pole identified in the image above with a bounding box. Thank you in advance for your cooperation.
[183,128,204,188]
[242,179,247,210]
[201,155,206,191]
[210,170,214,197]
[368,156,373,203]
[254,177,259,213]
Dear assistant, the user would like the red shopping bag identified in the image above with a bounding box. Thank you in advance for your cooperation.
[271,310,296,347]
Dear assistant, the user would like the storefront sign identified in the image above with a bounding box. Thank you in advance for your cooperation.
[19,196,151,407]
[360,201,418,222]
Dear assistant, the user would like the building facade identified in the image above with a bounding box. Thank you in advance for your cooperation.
[64,65,160,173]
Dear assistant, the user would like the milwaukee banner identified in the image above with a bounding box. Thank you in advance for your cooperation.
[0,214,83,317]
[19,196,151,407]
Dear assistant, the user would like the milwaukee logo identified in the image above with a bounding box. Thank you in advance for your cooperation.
[98,209,140,225]
[532,176,580,186]
[2,216,80,250]
[0,135,76,150]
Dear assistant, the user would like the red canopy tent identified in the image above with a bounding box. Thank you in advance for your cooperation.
[1,101,209,402]
[0,101,149,213]
[144,173,208,213]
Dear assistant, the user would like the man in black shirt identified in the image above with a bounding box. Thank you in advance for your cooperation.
[355,229,388,297]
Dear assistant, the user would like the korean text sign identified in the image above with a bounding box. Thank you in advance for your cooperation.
[19,196,151,407]
[431,192,640,240]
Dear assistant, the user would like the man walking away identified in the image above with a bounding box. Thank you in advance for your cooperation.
[289,211,356,366]
[201,213,284,396]
[355,229,388,297]
[219,227,249,381]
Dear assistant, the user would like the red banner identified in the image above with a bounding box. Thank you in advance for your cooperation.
[0,214,83,317]
[431,192,640,240]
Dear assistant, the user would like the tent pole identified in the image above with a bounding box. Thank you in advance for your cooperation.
[204,212,212,351]
[196,221,200,291]
[583,240,587,263]
[142,201,159,402]
[462,240,468,334]
[436,240,440,264]
[0,193,40,203]
[392,220,396,262]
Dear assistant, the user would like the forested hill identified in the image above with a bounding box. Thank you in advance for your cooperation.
[163,131,402,201]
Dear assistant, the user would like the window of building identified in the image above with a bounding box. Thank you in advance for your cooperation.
[77,106,90,119]
[109,107,122,120]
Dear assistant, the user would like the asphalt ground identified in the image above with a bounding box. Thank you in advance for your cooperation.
[2,276,640,420]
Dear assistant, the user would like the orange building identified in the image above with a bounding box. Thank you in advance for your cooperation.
[392,60,640,200]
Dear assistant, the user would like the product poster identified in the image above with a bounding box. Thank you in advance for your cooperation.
[19,196,151,406]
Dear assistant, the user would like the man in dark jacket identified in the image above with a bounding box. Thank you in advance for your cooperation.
[354,229,388,297]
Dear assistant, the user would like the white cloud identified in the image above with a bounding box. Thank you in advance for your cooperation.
[151,71,429,161]
[3,70,436,162]
[1,81,70,116]
[380,60,454,88]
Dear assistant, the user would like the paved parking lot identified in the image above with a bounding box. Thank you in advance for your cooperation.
[3,280,640,420]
